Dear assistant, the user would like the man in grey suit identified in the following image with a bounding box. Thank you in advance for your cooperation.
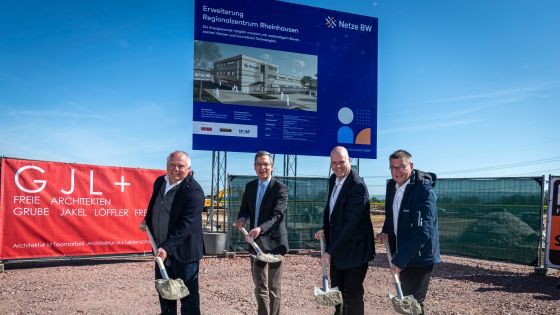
[235,151,289,315]
[315,146,375,315]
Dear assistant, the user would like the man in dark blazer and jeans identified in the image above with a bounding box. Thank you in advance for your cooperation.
[315,146,375,315]
[377,149,440,315]
[235,151,289,315]
[139,150,205,315]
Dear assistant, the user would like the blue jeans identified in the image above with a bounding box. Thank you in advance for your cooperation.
[155,260,200,315]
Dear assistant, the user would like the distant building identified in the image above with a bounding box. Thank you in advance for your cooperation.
[194,68,212,81]
[213,54,305,93]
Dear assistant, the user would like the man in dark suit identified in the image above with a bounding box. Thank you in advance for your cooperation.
[315,146,375,315]
[235,151,289,315]
[139,151,205,315]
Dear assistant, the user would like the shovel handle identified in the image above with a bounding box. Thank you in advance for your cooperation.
[319,235,330,290]
[392,274,404,299]
[146,226,158,256]
[240,227,264,255]
[383,238,404,299]
[155,257,170,280]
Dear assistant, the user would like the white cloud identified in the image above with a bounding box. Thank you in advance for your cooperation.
[8,109,103,120]
[379,119,479,134]
[421,86,548,105]
[292,59,305,68]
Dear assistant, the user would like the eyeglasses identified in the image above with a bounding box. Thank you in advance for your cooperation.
[255,162,272,168]
[389,164,409,172]
[330,160,347,166]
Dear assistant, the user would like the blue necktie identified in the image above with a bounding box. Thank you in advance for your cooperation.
[255,182,265,224]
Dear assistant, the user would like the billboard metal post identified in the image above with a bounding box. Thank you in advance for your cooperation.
[209,151,227,232]
[351,158,360,174]
[283,155,297,177]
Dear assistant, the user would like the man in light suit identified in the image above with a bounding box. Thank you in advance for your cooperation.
[235,151,289,315]
[139,150,205,315]
[315,146,375,315]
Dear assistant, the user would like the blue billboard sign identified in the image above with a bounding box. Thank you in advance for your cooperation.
[193,0,378,158]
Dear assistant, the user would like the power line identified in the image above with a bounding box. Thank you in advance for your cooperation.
[438,156,560,175]
[509,168,560,176]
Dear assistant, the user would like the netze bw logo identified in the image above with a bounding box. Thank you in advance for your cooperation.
[325,16,336,28]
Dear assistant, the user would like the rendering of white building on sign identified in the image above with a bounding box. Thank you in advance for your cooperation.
[213,54,305,93]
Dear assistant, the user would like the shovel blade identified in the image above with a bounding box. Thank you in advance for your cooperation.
[155,278,190,300]
[313,286,343,306]
[389,293,422,315]
[252,253,283,263]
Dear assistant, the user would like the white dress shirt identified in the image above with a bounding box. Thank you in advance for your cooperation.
[329,175,347,217]
[164,175,183,195]
[392,178,410,236]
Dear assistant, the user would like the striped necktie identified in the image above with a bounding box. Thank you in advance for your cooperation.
[329,182,339,217]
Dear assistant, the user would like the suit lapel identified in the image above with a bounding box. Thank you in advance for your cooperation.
[327,175,336,207]
[260,177,275,207]
[170,176,191,216]
[247,179,258,224]
[249,179,258,209]
[331,171,353,218]
[155,176,166,194]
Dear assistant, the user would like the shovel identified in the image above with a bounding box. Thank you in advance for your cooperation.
[146,227,189,300]
[383,238,422,315]
[313,235,343,306]
[155,257,190,300]
[240,227,283,263]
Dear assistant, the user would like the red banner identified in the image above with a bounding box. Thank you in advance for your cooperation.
[0,158,165,260]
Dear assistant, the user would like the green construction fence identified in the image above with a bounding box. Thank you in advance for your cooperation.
[226,175,544,265]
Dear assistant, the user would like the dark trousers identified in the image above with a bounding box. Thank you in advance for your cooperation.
[155,260,200,315]
[330,263,368,315]
[400,265,434,314]
[251,256,284,315]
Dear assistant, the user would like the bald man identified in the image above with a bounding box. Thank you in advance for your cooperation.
[315,146,375,315]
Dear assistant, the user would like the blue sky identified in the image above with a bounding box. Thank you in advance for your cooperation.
[1,0,559,196]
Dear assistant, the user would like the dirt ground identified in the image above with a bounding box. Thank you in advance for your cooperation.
[1,250,559,315]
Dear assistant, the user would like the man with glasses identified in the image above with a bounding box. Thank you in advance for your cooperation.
[377,149,440,315]
[235,151,289,315]
[315,146,375,315]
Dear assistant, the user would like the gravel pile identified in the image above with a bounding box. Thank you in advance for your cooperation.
[1,251,558,314]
